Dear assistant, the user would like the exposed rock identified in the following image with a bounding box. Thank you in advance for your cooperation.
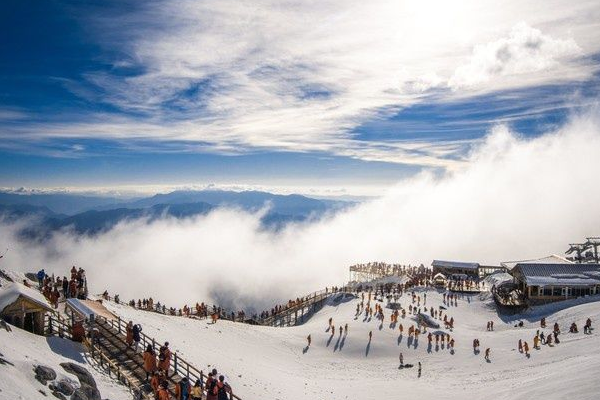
[71,383,101,400]
[35,365,57,385]
[49,380,75,396]
[25,272,39,282]
[51,390,67,400]
[38,389,47,396]
[60,362,97,388]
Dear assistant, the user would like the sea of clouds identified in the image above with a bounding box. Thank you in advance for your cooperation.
[1,110,600,312]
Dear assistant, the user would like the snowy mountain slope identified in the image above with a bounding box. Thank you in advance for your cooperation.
[0,326,131,400]
[104,290,600,400]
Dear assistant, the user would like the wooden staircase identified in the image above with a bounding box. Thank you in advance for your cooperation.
[90,316,242,400]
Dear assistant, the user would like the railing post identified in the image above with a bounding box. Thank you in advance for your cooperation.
[186,363,190,379]
[118,317,122,333]
[174,353,178,374]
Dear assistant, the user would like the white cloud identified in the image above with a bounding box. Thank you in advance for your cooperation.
[4,0,600,166]
[2,109,600,310]
[449,22,583,90]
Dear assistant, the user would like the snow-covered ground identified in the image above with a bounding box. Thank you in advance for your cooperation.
[104,289,600,400]
[0,324,132,400]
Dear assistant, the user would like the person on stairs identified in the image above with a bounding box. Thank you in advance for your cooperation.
[175,377,191,400]
[206,372,217,400]
[158,380,171,400]
[213,375,232,400]
[190,379,203,400]
[143,345,157,381]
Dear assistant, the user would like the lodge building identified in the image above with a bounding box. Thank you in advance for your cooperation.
[511,263,600,304]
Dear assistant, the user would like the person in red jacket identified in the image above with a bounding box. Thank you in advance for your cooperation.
[213,375,232,400]
[205,371,217,400]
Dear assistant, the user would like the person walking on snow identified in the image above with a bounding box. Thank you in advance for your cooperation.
[307,334,311,347]
[485,348,491,361]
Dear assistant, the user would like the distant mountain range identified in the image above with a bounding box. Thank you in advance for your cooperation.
[0,190,353,238]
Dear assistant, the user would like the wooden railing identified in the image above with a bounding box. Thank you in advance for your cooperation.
[259,288,334,326]
[98,286,352,328]
[97,315,242,400]
[85,337,151,400]
[44,312,73,340]
[43,312,150,400]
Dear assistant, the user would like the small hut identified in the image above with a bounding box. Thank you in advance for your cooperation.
[0,282,53,335]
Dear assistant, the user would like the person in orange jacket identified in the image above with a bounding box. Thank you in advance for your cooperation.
[158,381,171,400]
[159,342,172,372]
[150,371,162,395]
[126,321,134,347]
[143,344,157,381]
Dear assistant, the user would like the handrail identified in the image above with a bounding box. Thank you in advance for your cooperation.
[97,286,350,327]
[84,337,151,400]
[44,312,73,340]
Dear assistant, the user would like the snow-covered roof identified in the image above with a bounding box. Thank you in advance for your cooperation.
[483,272,514,287]
[514,263,600,287]
[0,282,52,313]
[433,273,447,280]
[66,298,95,320]
[501,254,572,271]
[431,260,480,271]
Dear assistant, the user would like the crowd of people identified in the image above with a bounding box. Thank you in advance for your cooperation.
[35,266,88,308]
[143,346,233,400]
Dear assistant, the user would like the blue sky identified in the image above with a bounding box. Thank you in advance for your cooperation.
[1,0,599,195]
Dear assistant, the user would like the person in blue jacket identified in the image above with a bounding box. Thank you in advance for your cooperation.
[36,269,46,289]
